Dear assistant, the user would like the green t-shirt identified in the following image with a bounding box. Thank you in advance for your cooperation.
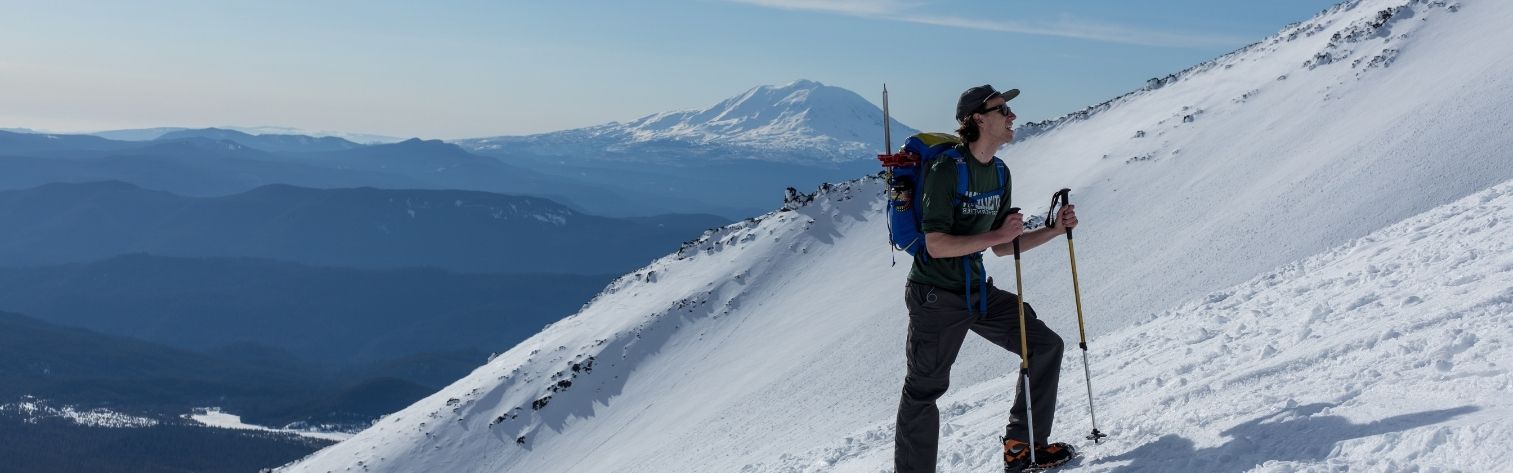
[906,144,1013,291]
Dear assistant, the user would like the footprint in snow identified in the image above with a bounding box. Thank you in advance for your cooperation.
[1345,294,1379,311]
[1444,274,1482,287]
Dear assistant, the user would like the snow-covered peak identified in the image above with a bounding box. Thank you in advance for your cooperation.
[457,80,917,164]
[623,79,874,142]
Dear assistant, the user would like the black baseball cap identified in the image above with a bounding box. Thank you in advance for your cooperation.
[955,84,1020,122]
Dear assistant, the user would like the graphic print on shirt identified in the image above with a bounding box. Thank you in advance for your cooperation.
[960,190,1001,216]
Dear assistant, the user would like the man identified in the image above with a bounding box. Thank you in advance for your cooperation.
[896,84,1079,472]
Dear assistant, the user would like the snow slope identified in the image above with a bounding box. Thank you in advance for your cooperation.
[1001,0,1513,339]
[278,0,1513,471]
[755,177,1513,472]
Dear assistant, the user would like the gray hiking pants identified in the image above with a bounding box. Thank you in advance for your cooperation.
[895,280,1064,473]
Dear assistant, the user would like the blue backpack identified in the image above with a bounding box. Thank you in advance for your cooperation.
[883,133,1008,258]
[881,133,1008,314]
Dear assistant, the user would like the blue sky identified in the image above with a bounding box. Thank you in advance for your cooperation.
[0,0,1339,139]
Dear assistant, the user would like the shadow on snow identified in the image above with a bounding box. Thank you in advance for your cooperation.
[1093,403,1478,472]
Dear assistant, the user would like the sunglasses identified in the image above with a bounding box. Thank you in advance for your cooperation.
[980,102,1013,117]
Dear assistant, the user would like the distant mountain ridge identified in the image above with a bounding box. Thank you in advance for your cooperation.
[89,126,405,144]
[3,80,916,219]
[0,253,618,364]
[0,129,706,216]
[0,181,727,274]
[156,128,364,152]
[0,129,136,154]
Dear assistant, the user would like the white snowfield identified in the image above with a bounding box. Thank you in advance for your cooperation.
[278,0,1513,471]
[1002,0,1513,341]
[187,408,353,442]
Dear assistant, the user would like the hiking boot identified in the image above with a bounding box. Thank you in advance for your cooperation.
[1002,438,1032,472]
[1030,442,1077,470]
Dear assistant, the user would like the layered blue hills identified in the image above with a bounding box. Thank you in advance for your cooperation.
[0,181,725,274]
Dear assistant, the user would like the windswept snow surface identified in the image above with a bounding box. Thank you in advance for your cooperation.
[279,0,1513,471]
[1003,0,1513,339]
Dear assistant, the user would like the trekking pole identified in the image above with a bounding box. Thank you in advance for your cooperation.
[1045,188,1107,443]
[1008,207,1038,466]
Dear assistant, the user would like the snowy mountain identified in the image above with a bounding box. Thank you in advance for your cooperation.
[452,80,916,218]
[456,79,916,165]
[277,1,1513,471]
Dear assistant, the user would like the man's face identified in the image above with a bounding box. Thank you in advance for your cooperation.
[976,96,1017,143]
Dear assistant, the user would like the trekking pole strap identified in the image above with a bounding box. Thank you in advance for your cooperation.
[1045,188,1071,228]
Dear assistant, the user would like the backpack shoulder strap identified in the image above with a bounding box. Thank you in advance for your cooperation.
[994,158,1008,190]
[954,157,969,200]
[938,145,966,199]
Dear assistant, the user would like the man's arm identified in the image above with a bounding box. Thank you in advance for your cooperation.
[991,226,1061,256]
[927,211,1024,259]
[926,230,1010,259]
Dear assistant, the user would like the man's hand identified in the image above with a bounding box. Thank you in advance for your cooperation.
[994,210,1025,244]
[991,205,1077,257]
[1057,204,1078,232]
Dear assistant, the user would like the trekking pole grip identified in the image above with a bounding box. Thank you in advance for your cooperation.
[1045,188,1071,229]
[1006,207,1022,256]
